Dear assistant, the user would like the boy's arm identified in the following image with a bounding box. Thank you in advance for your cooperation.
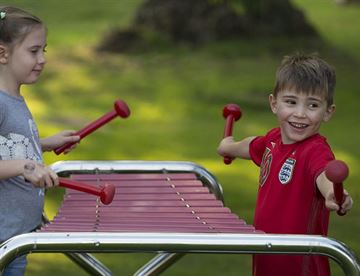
[217,136,256,160]
[0,160,58,188]
[41,130,80,153]
[316,171,353,212]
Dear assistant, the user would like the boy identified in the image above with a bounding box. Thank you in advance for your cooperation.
[217,53,353,276]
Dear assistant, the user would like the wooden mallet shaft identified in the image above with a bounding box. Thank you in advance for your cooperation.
[58,177,115,205]
[54,99,130,155]
[222,103,242,165]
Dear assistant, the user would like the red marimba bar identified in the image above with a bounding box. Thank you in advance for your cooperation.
[41,173,260,234]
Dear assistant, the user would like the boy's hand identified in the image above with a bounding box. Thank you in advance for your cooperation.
[41,130,80,153]
[217,136,254,160]
[22,161,59,188]
[324,188,353,213]
[217,136,236,157]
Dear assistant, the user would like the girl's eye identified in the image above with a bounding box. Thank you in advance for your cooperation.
[309,103,319,108]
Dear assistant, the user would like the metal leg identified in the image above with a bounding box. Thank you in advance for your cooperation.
[134,253,185,276]
[65,252,113,276]
[41,216,112,275]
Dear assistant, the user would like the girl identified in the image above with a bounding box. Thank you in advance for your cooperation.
[0,6,80,275]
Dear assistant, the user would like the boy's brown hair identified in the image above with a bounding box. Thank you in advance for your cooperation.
[273,53,336,106]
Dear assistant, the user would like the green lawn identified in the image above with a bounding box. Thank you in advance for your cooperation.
[3,0,360,275]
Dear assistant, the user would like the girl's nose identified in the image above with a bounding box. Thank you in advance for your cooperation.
[38,52,46,65]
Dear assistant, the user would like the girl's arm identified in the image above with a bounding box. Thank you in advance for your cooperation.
[0,159,28,180]
[0,160,58,188]
[41,130,80,153]
[316,172,353,212]
[217,136,256,160]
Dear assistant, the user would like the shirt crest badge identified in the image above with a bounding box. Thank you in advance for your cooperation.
[278,158,296,184]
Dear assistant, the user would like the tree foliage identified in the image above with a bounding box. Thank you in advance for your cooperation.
[98,0,319,53]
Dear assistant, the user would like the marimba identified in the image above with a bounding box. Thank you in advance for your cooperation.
[0,161,359,275]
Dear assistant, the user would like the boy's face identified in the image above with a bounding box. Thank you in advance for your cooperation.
[269,90,335,144]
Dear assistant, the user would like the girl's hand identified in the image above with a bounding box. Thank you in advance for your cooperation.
[22,161,59,188]
[41,130,80,153]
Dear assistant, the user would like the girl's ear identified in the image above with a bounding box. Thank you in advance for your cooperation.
[0,45,9,64]
[269,94,277,114]
[323,104,336,122]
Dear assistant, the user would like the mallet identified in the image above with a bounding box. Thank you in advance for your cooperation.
[325,160,349,216]
[59,177,115,205]
[222,103,242,165]
[54,99,130,155]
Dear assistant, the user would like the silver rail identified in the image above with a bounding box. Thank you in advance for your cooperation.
[0,232,359,275]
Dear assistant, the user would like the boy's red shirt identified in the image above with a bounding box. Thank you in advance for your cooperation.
[249,128,334,276]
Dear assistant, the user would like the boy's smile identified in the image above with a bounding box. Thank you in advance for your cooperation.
[269,90,335,144]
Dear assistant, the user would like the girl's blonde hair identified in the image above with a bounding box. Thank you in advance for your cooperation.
[273,53,336,106]
[0,6,44,46]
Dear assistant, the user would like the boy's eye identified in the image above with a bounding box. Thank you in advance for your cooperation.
[285,100,296,105]
[309,103,319,108]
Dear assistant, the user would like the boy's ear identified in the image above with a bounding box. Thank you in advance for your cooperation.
[0,45,9,64]
[269,94,277,114]
[323,104,336,122]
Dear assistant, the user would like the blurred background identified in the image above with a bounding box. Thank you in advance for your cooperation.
[4,0,360,275]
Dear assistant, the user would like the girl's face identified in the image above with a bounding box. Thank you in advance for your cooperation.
[269,90,335,144]
[6,25,47,89]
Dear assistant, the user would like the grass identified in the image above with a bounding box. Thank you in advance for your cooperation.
[3,0,360,275]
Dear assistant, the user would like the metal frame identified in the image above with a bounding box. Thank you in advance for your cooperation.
[0,161,359,276]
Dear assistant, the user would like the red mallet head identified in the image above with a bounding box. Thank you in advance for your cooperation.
[100,184,116,205]
[223,104,242,121]
[325,160,349,183]
[114,99,131,118]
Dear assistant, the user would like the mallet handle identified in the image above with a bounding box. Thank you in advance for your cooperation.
[54,99,130,155]
[58,177,115,205]
[224,116,235,137]
[222,104,242,165]
[223,115,236,164]
[334,182,345,216]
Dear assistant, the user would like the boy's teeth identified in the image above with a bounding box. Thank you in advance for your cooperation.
[290,122,307,128]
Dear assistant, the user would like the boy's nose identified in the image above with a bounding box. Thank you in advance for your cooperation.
[294,105,306,117]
